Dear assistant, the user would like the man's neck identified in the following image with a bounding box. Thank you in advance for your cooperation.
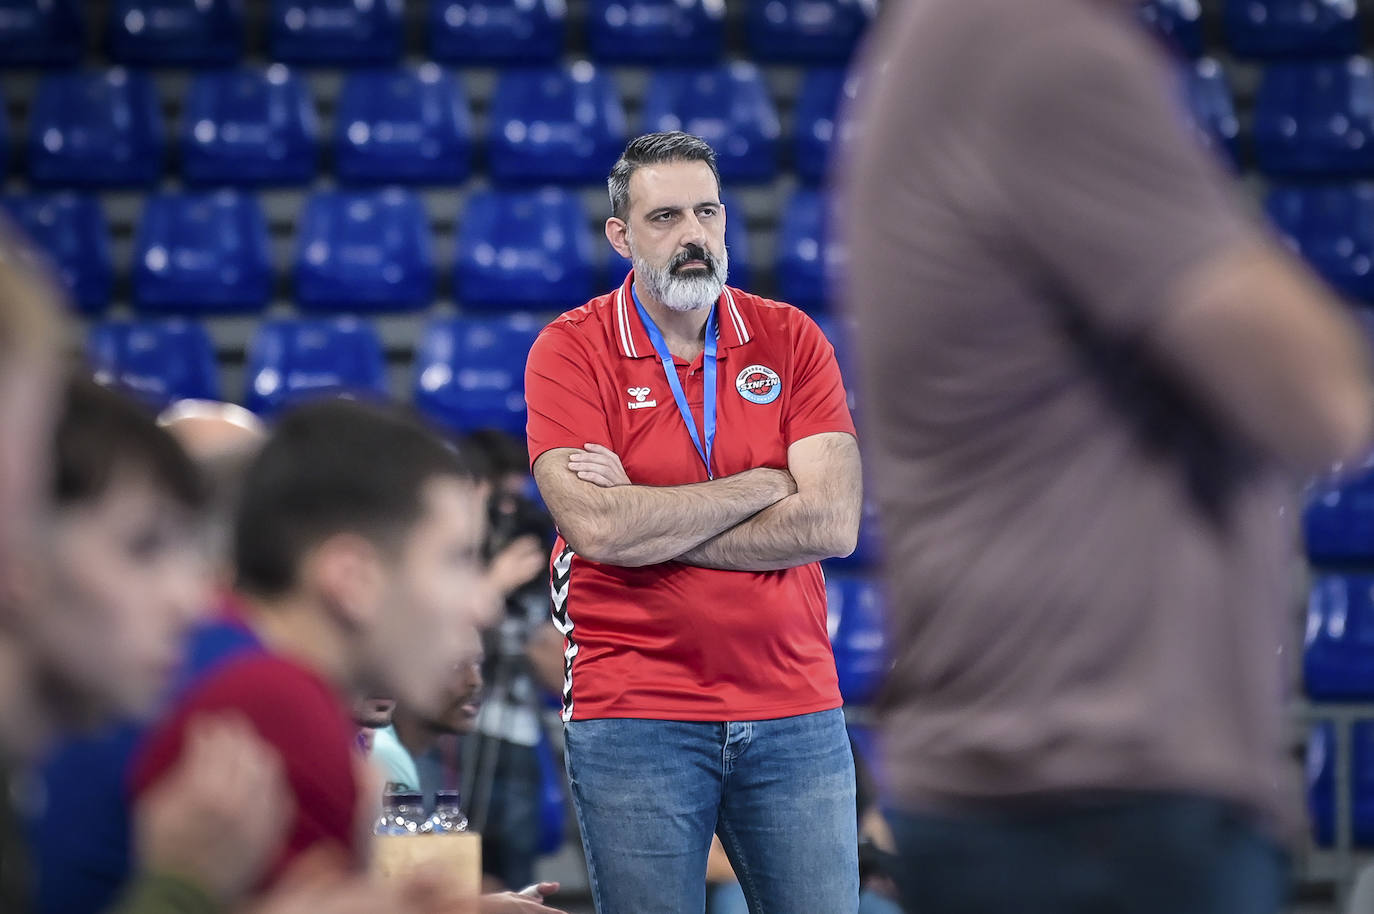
[0,634,53,765]
[392,711,439,760]
[244,596,354,699]
[634,284,711,360]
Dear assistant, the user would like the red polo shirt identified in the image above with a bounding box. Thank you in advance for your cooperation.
[525,271,855,722]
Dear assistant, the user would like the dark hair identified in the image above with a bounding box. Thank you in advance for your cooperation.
[462,429,528,482]
[608,131,721,220]
[55,376,203,511]
[235,398,475,598]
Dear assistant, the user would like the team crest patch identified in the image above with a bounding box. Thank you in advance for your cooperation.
[736,364,781,405]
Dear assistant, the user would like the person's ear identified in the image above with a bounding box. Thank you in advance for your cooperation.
[605,217,632,260]
[304,533,386,630]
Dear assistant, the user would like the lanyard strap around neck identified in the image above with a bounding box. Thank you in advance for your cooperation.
[632,285,717,479]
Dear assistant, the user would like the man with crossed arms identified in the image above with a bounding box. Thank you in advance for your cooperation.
[524,131,863,914]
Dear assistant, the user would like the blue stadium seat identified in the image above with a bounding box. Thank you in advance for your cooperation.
[2,193,111,314]
[1306,464,1374,562]
[132,191,272,315]
[487,63,627,185]
[181,66,317,187]
[746,0,875,63]
[1308,720,1336,848]
[455,188,595,311]
[1306,575,1374,700]
[824,499,881,569]
[825,575,887,705]
[1138,0,1205,58]
[294,189,435,312]
[334,65,472,185]
[777,189,831,312]
[608,191,752,291]
[107,0,243,66]
[641,64,780,183]
[269,0,401,64]
[794,68,849,184]
[27,69,164,188]
[244,317,387,415]
[1254,58,1374,178]
[88,319,220,408]
[1356,720,1374,846]
[0,0,84,66]
[428,0,565,64]
[1267,184,1374,304]
[0,98,7,174]
[1225,0,1361,59]
[413,314,543,436]
[588,0,724,64]
[1183,58,1241,167]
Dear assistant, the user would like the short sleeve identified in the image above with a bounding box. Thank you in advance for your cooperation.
[785,313,857,446]
[130,658,363,889]
[978,15,1258,337]
[524,322,613,468]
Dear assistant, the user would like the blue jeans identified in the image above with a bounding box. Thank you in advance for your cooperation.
[565,708,860,914]
[886,793,1287,914]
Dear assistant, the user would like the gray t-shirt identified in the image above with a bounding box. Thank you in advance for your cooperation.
[843,0,1301,837]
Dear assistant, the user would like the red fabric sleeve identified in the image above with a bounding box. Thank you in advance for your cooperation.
[785,312,857,446]
[129,654,364,889]
[524,321,614,469]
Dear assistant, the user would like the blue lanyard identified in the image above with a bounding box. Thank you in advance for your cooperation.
[632,285,717,479]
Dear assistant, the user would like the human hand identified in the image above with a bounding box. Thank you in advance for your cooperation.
[480,882,566,912]
[568,443,630,488]
[486,534,547,596]
[135,714,290,903]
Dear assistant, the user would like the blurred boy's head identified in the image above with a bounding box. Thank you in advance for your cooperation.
[234,399,488,720]
[14,378,209,734]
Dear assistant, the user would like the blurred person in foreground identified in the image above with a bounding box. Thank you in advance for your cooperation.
[526,131,863,914]
[30,399,270,914]
[127,398,565,914]
[842,1,1374,912]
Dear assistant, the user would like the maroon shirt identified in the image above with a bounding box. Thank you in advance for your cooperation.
[843,0,1301,838]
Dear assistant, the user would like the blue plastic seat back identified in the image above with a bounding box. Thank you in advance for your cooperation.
[1267,184,1374,303]
[1225,0,1361,59]
[588,0,724,64]
[88,318,220,408]
[1138,0,1205,57]
[778,189,832,312]
[0,0,85,66]
[487,64,628,185]
[1182,58,1241,167]
[414,314,543,436]
[428,0,565,64]
[28,69,164,188]
[244,317,387,415]
[746,0,875,63]
[334,65,472,185]
[1254,58,1374,178]
[2,193,111,314]
[1355,720,1374,846]
[607,191,751,291]
[455,188,595,311]
[269,0,402,64]
[107,0,244,66]
[132,191,272,314]
[294,189,436,312]
[1306,461,1374,562]
[181,66,318,186]
[825,574,888,705]
[794,67,850,184]
[1307,720,1336,848]
[1305,574,1374,700]
[641,64,779,183]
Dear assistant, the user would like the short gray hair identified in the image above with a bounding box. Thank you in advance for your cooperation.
[607,131,722,221]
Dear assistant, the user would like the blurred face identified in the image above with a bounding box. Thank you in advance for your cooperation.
[0,356,57,581]
[30,475,208,724]
[612,160,729,313]
[362,477,488,720]
[420,654,484,736]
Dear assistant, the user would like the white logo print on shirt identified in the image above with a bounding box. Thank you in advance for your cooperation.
[627,387,657,410]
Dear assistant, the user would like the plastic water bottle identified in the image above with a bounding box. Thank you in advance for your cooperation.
[374,791,426,836]
[420,789,469,834]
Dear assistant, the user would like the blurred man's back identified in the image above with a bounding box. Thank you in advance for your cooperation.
[844,0,1374,911]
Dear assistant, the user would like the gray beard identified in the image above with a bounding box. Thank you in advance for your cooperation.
[633,246,730,313]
